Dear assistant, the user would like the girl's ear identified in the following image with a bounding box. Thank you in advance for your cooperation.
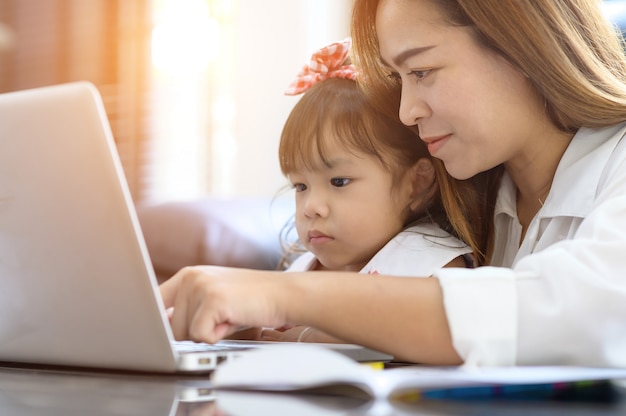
[407,158,436,212]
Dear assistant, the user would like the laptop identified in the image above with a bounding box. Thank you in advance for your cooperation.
[0,82,392,374]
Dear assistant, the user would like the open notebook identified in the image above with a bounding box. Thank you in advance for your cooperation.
[212,345,626,403]
[0,82,392,374]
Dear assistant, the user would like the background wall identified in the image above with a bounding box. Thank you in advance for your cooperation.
[147,0,353,203]
[230,1,352,199]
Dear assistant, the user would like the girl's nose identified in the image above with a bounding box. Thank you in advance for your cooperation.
[302,189,329,218]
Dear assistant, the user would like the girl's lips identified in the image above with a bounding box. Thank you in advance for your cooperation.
[422,134,450,155]
[308,231,333,245]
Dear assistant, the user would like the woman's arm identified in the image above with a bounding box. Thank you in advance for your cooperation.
[159,266,462,365]
[258,254,470,345]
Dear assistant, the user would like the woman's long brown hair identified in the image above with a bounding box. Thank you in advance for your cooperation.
[351,0,626,264]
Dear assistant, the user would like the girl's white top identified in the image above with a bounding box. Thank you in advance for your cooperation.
[287,222,472,276]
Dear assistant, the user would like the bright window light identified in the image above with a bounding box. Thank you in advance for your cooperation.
[151,0,220,74]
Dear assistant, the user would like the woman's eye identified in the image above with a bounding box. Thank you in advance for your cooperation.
[409,69,430,82]
[386,69,430,84]
[330,178,351,187]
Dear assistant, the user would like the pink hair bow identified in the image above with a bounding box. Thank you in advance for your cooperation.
[285,37,357,96]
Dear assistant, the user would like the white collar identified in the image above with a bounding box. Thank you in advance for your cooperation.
[495,122,626,219]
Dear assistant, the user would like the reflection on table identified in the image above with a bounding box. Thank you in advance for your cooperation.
[0,365,625,416]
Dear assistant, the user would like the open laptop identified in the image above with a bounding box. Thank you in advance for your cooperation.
[0,82,392,374]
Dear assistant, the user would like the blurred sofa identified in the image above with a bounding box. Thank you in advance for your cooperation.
[136,196,295,282]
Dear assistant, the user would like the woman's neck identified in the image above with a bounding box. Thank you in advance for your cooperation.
[506,128,574,240]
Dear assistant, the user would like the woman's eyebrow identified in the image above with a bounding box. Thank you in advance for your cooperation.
[381,45,435,67]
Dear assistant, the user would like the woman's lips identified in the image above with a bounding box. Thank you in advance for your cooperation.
[422,134,450,155]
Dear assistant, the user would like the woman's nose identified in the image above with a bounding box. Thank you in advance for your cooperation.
[398,84,430,127]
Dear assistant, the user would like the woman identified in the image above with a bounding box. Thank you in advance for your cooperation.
[160,0,626,367]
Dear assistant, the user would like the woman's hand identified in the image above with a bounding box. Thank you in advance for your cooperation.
[159,265,460,364]
[159,265,290,344]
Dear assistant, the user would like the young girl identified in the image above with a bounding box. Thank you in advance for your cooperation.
[262,38,472,343]
[279,38,472,276]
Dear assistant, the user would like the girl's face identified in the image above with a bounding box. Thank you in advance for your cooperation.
[375,0,549,179]
[288,139,416,271]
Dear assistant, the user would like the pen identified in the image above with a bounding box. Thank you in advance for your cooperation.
[392,380,617,402]
[362,361,385,370]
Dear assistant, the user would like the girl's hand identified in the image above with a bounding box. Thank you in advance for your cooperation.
[258,325,310,342]
[260,325,346,344]
[159,266,289,343]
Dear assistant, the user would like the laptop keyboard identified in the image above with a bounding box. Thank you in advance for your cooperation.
[173,340,253,354]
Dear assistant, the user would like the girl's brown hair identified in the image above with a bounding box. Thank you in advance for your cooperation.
[279,77,449,232]
[351,0,626,264]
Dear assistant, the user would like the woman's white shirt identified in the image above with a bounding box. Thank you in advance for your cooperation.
[434,122,626,367]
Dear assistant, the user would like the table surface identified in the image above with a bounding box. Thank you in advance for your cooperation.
[1,364,626,416]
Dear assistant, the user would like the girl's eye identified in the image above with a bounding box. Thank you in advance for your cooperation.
[292,183,307,192]
[409,69,430,82]
[330,178,351,187]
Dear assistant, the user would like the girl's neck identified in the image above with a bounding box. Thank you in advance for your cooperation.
[313,258,368,272]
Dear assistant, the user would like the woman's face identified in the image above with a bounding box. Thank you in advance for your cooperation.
[375,0,548,179]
